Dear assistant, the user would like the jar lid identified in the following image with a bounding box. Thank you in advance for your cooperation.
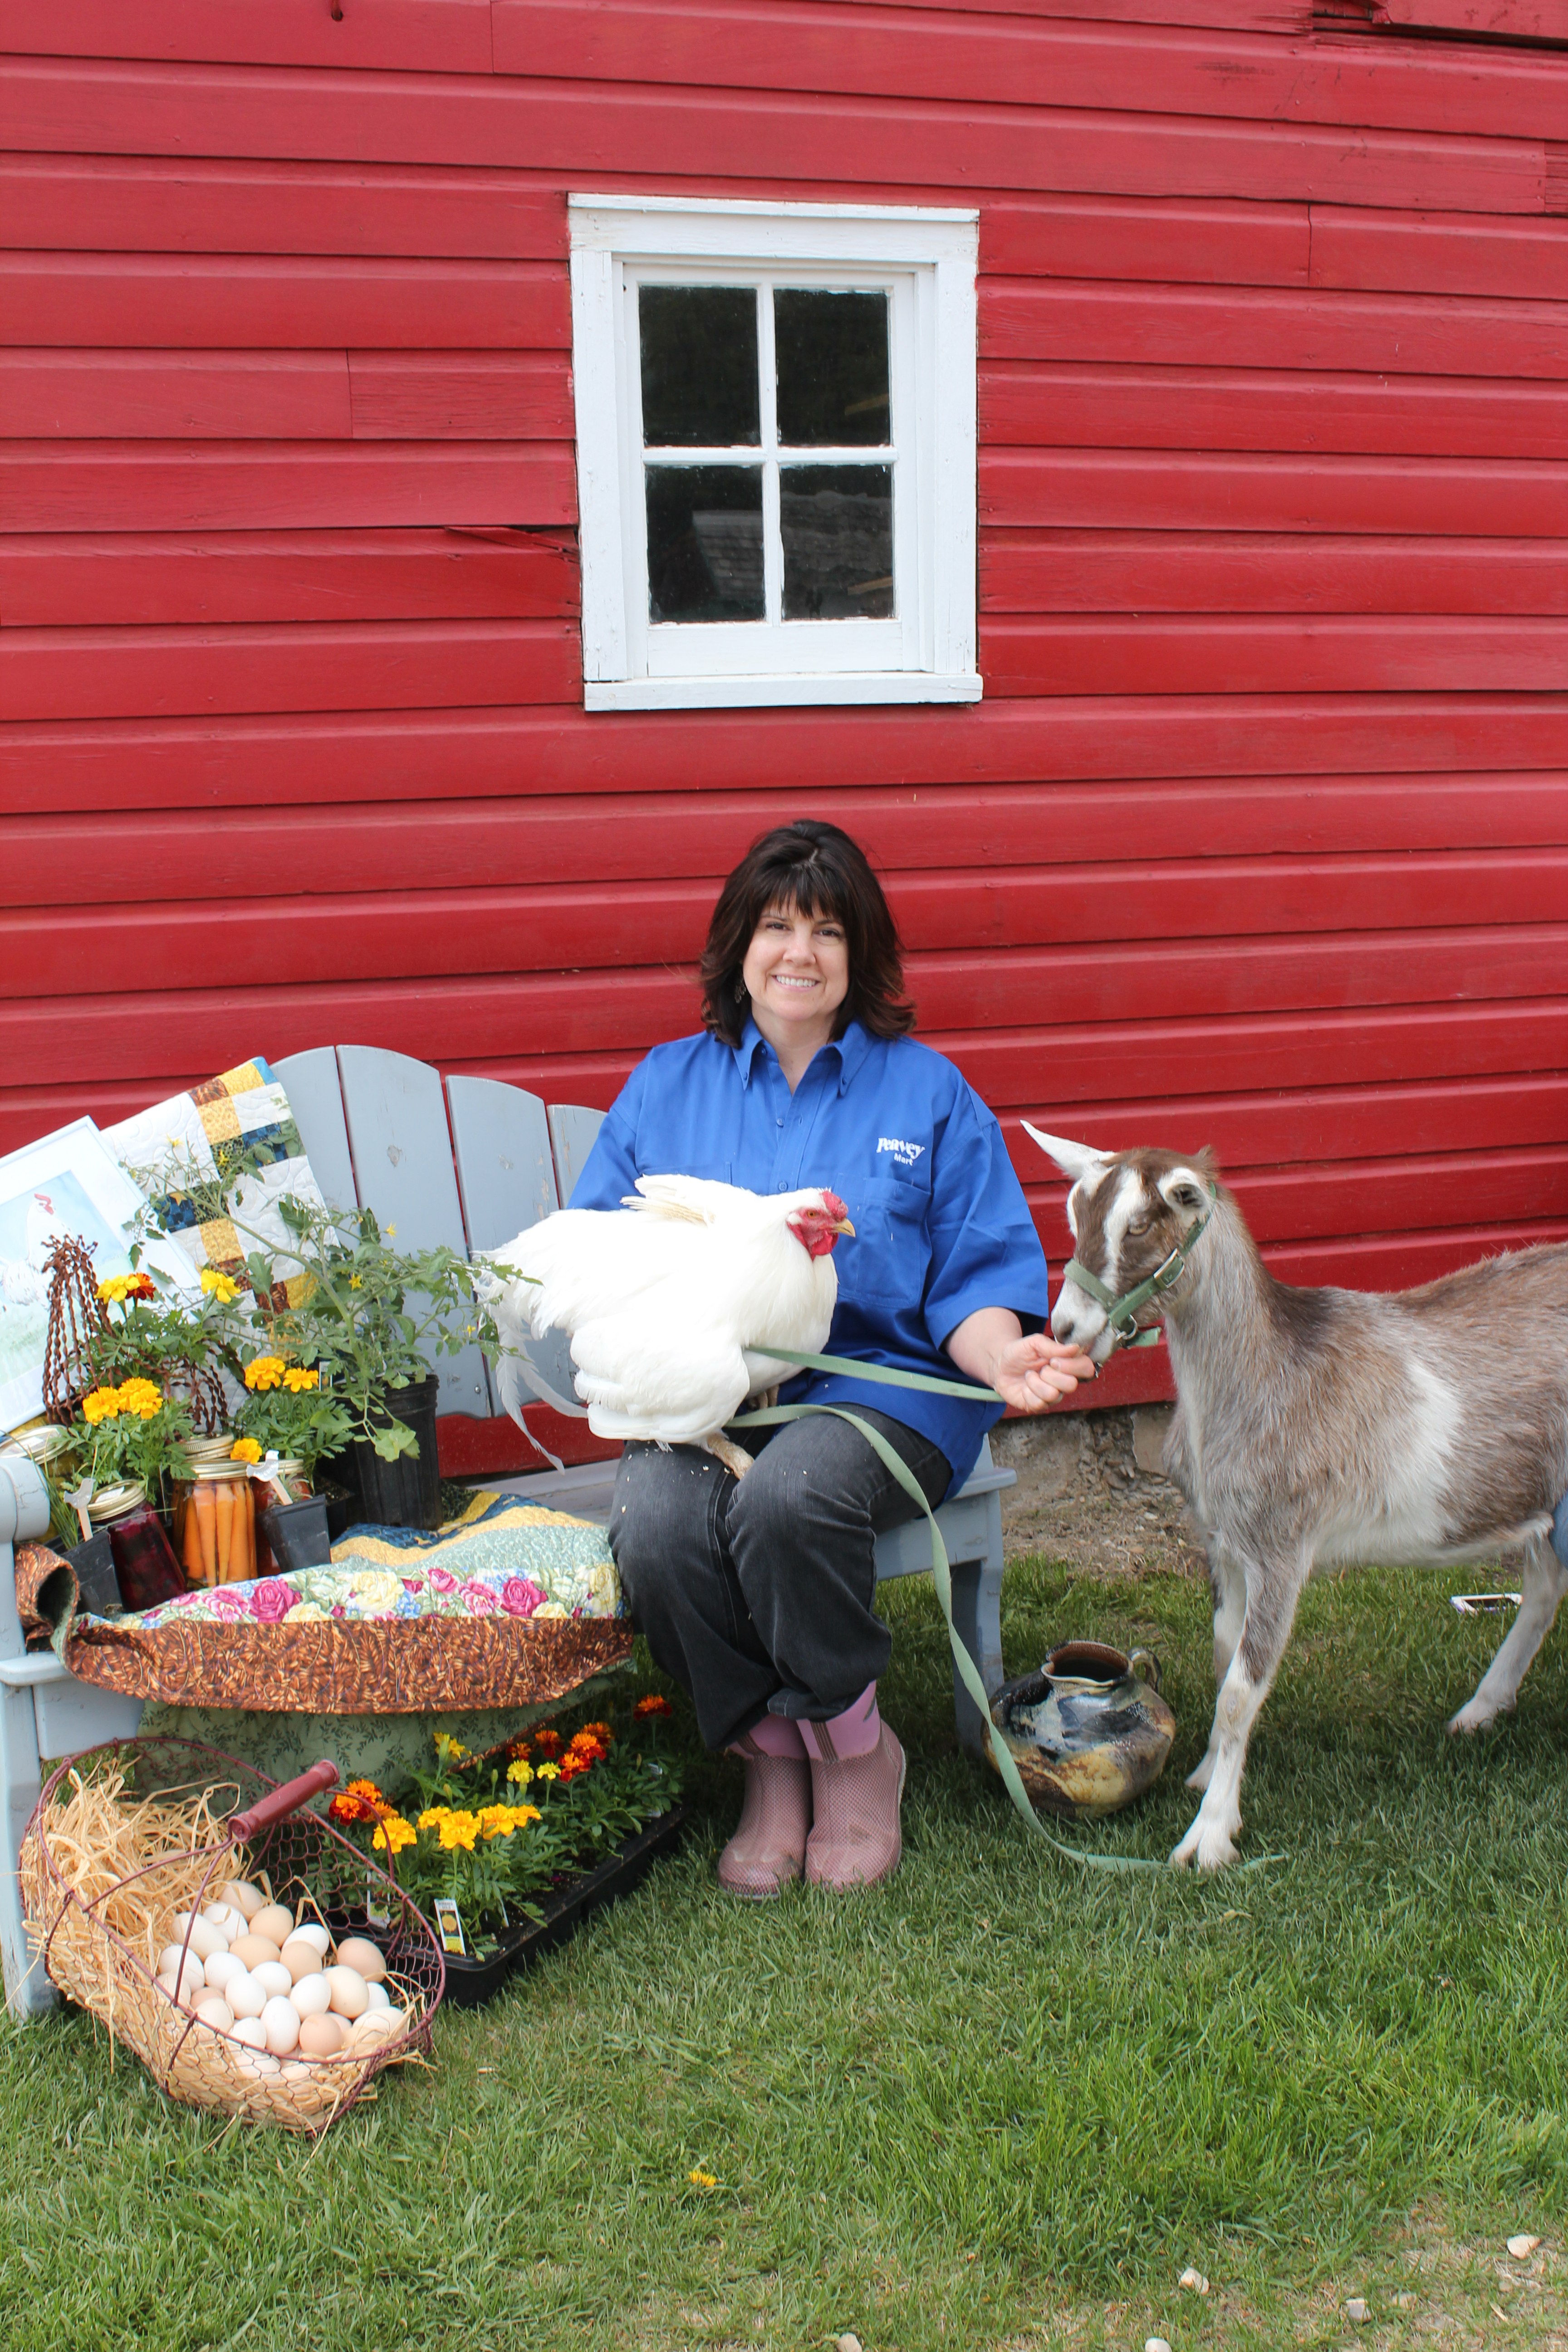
[88,1480,147,1522]
[1,1424,71,1464]
[192,1462,251,1482]
[182,1434,237,1463]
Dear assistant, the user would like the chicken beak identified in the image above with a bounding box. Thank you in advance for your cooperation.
[833,1214,856,1237]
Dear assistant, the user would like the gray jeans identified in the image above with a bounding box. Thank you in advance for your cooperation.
[608,1406,951,1752]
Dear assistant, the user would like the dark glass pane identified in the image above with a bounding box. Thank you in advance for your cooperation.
[774,289,889,447]
[646,465,764,622]
[780,465,893,620]
[639,285,759,448]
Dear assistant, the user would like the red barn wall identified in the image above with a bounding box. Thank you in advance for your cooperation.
[4,0,1567,1419]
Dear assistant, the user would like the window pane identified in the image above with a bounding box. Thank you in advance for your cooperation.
[639,285,760,448]
[646,465,764,622]
[775,289,889,447]
[780,465,893,620]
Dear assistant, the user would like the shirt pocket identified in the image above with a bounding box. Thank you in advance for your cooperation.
[837,1166,932,1306]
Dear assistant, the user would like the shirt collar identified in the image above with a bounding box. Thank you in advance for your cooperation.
[732,1016,872,1095]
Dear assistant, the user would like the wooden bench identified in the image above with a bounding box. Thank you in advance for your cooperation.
[0,1044,1015,2013]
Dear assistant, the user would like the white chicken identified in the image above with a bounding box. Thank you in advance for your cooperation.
[480,1175,856,1476]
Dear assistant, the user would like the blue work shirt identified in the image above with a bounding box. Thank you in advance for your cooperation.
[569,1018,1051,1499]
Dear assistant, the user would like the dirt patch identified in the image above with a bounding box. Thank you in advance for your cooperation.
[991,1403,1209,1584]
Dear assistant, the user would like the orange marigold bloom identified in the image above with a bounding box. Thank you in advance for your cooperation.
[634,1694,674,1719]
[532,1729,563,1757]
[578,1721,615,1746]
[557,1755,589,1782]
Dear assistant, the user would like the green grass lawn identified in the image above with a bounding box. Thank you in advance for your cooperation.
[4,1550,1568,2352]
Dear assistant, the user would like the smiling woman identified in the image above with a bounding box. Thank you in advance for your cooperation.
[565,820,1094,1901]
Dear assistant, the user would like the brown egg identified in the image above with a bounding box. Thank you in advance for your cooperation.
[279,1936,324,1985]
[250,1904,296,1947]
[333,1936,387,1984]
[297,2011,347,2058]
[230,1933,283,1972]
[323,1965,369,2020]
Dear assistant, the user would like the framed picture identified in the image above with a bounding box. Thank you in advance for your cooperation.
[0,1119,186,1435]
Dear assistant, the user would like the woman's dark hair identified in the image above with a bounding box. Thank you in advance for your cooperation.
[699,820,915,1046]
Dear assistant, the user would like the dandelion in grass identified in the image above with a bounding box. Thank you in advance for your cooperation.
[688,2169,718,2190]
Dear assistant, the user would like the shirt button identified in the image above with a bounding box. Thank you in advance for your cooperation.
[776,1117,784,1127]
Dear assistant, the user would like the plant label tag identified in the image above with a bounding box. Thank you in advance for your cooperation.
[433,1897,467,1957]
[365,1874,390,1931]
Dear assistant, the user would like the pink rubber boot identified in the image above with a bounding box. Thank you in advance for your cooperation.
[799,1685,906,1890]
[717,1715,811,1900]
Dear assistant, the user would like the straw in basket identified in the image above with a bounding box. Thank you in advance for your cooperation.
[20,1735,446,2134]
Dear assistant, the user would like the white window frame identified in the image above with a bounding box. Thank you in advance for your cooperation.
[569,196,981,713]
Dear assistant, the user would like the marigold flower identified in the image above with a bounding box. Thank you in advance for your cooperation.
[433,1733,469,1765]
[506,1758,533,1788]
[282,1367,319,1393]
[438,1810,480,1852]
[200,1269,239,1303]
[416,1808,446,1832]
[230,1437,263,1465]
[505,1738,531,1762]
[372,1815,416,1854]
[557,1755,589,1783]
[244,1356,286,1392]
[532,1729,563,1758]
[634,1694,674,1719]
[578,1721,615,1747]
[116,1377,163,1421]
[534,1761,559,1783]
[328,1788,382,1827]
[568,1731,605,1757]
[81,1386,122,1426]
[510,1804,541,1827]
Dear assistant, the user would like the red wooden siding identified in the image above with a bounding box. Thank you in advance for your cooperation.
[5,1,1567,1445]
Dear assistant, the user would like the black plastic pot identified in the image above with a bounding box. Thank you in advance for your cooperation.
[258,1495,333,1573]
[349,1374,442,1531]
[328,1808,687,2010]
[65,1527,122,1616]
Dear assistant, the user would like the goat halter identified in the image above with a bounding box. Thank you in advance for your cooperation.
[1061,1185,1216,1350]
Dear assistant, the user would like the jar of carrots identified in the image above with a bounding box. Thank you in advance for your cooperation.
[174,1464,257,1586]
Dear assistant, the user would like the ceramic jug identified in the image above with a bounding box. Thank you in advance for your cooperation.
[986,1639,1176,1820]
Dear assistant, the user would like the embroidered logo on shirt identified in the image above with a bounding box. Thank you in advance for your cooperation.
[877,1137,926,1167]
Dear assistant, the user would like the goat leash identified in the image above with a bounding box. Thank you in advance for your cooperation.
[733,1351,1168,1872]
[1060,1189,1216,1352]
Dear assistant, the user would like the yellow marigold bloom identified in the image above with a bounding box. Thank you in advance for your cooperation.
[200,1269,239,1303]
[433,1733,468,1764]
[688,2170,718,2190]
[81,1386,122,1425]
[505,1758,533,1788]
[230,1437,263,1465]
[282,1366,319,1393]
[534,1761,559,1783]
[116,1377,163,1421]
[97,1275,132,1303]
[416,1807,446,1832]
[437,1810,479,1852]
[244,1356,286,1392]
[372,1815,416,1854]
[509,1804,541,1827]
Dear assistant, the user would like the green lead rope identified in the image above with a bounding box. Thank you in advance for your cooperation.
[735,1346,1278,1877]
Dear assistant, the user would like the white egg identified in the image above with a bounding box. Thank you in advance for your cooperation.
[350,2009,402,2054]
[232,2016,266,2048]
[290,1921,331,1956]
[202,1950,245,1994]
[250,1961,294,2002]
[260,1995,300,2054]
[323,1965,368,2020]
[226,1972,266,2021]
[215,1878,265,1917]
[194,1995,235,2034]
[157,1945,205,1993]
[154,1971,181,2002]
[202,1903,247,1942]
[291,1973,332,2019]
[181,1917,227,1961]
[363,1980,390,2011]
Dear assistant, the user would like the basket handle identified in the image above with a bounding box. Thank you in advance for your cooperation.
[227,1759,341,1845]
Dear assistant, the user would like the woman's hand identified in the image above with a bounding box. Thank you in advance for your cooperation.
[945,1308,1097,1412]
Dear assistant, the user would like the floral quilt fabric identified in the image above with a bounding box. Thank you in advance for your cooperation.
[108,1494,622,1632]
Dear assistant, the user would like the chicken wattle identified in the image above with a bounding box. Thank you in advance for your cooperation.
[480,1176,855,1476]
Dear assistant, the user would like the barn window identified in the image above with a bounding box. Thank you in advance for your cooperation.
[569,198,981,711]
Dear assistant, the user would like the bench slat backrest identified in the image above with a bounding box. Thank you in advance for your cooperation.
[547,1104,606,1207]
[273,1045,356,1213]
[445,1073,578,1409]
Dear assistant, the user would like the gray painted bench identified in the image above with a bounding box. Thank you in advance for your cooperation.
[0,1045,1015,2013]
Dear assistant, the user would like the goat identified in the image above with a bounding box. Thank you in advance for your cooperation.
[1027,1126,1568,1872]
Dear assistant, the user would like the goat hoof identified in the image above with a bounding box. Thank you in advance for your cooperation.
[1447,1700,1500,1736]
[1185,1756,1216,1792]
[1171,1819,1239,1872]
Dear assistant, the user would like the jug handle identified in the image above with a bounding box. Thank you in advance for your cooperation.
[1126,1647,1161,1693]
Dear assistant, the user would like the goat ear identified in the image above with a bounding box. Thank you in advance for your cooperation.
[1158,1164,1211,1215]
[1020,1122,1109,1183]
